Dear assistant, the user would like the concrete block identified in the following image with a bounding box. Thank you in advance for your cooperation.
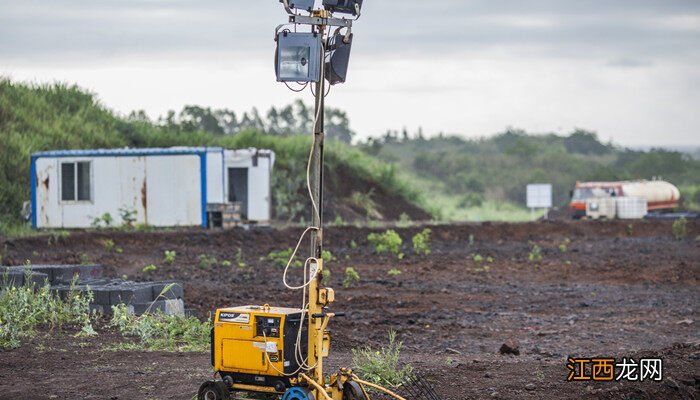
[1,270,24,287]
[132,299,185,316]
[50,264,103,284]
[110,283,153,305]
[151,281,184,300]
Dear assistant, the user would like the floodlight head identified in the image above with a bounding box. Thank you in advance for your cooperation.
[325,33,353,85]
[322,0,362,16]
[279,0,315,12]
[275,32,322,82]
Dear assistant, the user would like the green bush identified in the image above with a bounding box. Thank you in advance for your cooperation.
[0,271,94,349]
[142,264,157,274]
[367,230,403,255]
[110,304,209,352]
[387,268,402,277]
[266,248,302,269]
[343,267,360,288]
[163,250,176,265]
[529,245,543,262]
[351,330,413,387]
[672,217,687,241]
[412,228,432,255]
[102,239,115,252]
[198,254,218,269]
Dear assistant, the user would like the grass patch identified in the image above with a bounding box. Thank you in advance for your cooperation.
[352,330,413,387]
[0,271,95,349]
[108,304,209,352]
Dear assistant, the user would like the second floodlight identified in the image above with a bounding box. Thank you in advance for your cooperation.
[325,33,353,85]
[275,32,322,82]
[279,0,315,12]
[322,0,362,15]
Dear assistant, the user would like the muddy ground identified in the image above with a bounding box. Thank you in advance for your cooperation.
[1,220,699,399]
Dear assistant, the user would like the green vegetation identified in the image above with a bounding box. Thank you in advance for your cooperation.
[387,268,402,277]
[368,128,700,221]
[627,224,634,236]
[559,238,571,253]
[350,190,380,219]
[1,272,94,349]
[529,245,543,262]
[266,248,302,269]
[91,212,114,228]
[473,254,483,263]
[367,230,403,256]
[198,254,218,269]
[343,267,360,288]
[351,330,413,387]
[411,228,432,255]
[142,264,157,274]
[163,250,176,265]
[0,79,425,234]
[102,239,115,252]
[672,217,687,241]
[322,269,331,283]
[110,304,209,352]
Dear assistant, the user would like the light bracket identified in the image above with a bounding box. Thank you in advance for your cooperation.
[289,14,353,28]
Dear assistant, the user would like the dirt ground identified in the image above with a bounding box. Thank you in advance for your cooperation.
[1,220,699,399]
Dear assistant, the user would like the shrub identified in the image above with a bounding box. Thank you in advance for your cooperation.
[529,245,543,262]
[343,267,360,288]
[351,330,413,387]
[367,230,403,255]
[626,224,634,236]
[350,190,380,219]
[322,269,331,283]
[1,272,94,349]
[266,248,301,269]
[102,239,115,252]
[91,213,114,228]
[110,304,209,352]
[119,207,137,228]
[473,254,483,263]
[198,254,218,269]
[321,250,334,264]
[142,264,157,274]
[412,228,432,255]
[387,268,401,277]
[672,217,687,241]
[163,250,176,265]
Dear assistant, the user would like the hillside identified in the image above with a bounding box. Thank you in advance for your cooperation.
[364,129,700,220]
[0,79,430,233]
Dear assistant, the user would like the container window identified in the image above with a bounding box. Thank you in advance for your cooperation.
[61,163,75,201]
[61,161,91,202]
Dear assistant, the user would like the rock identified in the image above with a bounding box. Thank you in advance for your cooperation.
[525,383,535,391]
[499,339,520,355]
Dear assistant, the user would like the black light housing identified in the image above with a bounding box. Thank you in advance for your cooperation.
[322,0,362,16]
[325,33,353,85]
[279,0,315,12]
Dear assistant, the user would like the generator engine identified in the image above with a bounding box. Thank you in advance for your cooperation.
[211,305,312,394]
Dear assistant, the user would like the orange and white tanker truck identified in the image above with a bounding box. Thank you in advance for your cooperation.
[570,180,680,219]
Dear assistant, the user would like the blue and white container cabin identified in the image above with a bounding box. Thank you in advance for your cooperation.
[30,147,274,229]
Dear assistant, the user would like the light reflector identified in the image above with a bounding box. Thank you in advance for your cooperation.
[325,33,353,85]
[275,32,322,82]
[322,0,362,15]
[279,0,315,12]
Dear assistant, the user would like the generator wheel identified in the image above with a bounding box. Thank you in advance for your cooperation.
[343,381,364,400]
[198,380,231,400]
[282,387,315,400]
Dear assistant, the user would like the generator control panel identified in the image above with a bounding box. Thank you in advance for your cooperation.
[256,316,281,338]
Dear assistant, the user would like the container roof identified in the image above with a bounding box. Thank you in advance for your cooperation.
[32,147,224,158]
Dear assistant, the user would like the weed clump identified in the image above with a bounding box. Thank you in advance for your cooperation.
[343,267,360,288]
[110,304,209,352]
[0,272,94,349]
[412,228,432,255]
[367,230,403,256]
[672,217,687,241]
[163,250,176,265]
[352,330,413,387]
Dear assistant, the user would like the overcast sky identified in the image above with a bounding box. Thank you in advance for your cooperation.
[1,0,699,146]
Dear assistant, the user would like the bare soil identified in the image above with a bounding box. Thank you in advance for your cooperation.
[1,220,699,399]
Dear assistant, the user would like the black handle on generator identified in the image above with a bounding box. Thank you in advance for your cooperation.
[311,312,346,318]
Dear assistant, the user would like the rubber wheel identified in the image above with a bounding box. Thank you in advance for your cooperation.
[343,381,364,400]
[282,387,315,400]
[198,380,231,400]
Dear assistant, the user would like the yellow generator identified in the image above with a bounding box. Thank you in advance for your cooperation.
[210,305,310,393]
